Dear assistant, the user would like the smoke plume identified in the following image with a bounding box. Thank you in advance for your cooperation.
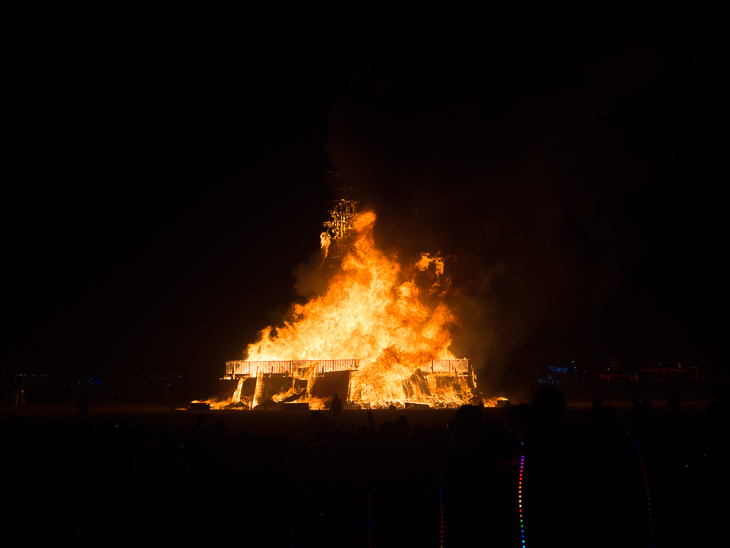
[324,40,660,391]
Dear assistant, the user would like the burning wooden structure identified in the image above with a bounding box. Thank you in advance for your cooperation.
[197,208,483,410]
[223,358,475,409]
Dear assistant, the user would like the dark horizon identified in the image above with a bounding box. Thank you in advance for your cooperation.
[3,2,727,399]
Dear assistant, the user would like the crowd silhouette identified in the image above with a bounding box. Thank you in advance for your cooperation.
[1,385,728,546]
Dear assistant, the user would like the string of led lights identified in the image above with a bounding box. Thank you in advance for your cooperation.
[519,451,526,547]
[627,431,655,547]
[367,492,373,548]
[439,469,445,547]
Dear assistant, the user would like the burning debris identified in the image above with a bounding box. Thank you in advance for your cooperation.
[320,198,358,261]
[323,199,360,240]
[205,209,490,410]
[319,231,331,260]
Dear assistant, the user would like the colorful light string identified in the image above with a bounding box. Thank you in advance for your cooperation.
[519,452,526,547]
[367,492,373,548]
[627,431,655,547]
[439,469,445,547]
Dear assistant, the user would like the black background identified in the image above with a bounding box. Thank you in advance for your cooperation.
[3,2,727,399]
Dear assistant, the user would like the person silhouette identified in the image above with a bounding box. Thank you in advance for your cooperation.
[395,414,409,438]
[708,384,730,424]
[330,393,342,425]
[669,391,680,414]
[77,393,89,419]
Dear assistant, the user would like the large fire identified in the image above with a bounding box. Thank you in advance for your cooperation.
[205,210,480,409]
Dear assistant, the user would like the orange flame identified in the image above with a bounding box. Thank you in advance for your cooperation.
[242,211,474,408]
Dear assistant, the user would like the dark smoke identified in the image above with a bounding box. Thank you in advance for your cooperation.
[324,30,662,392]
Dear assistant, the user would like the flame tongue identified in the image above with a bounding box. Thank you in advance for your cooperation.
[244,211,471,407]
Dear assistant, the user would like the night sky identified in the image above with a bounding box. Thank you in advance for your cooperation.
[4,2,727,398]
